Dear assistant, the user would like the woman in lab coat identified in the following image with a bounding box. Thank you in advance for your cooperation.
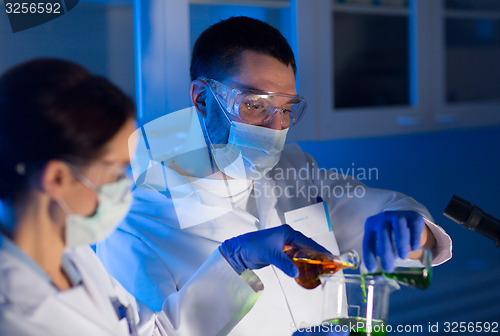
[0,59,331,336]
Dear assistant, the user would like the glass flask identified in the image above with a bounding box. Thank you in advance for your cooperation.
[364,247,433,289]
[283,245,360,289]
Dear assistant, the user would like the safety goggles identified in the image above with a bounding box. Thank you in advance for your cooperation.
[67,162,131,201]
[202,78,306,127]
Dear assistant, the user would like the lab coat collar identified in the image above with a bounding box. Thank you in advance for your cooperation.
[131,106,213,191]
[0,237,60,313]
[129,107,283,231]
[129,107,237,228]
[0,243,131,334]
[0,233,52,283]
[0,233,82,288]
[253,177,281,230]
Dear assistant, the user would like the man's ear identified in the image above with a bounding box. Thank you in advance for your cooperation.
[190,80,209,117]
[39,160,73,200]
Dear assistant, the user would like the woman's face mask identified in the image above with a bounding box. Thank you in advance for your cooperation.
[58,175,132,247]
[211,121,288,180]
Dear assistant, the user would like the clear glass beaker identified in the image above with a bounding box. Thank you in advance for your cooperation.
[320,273,400,336]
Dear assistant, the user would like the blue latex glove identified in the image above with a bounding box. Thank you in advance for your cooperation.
[220,224,330,277]
[363,210,425,273]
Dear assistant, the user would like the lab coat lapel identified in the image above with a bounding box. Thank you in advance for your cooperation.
[0,249,126,335]
[0,251,57,313]
[30,286,121,335]
[254,176,283,230]
[183,205,260,243]
[55,247,131,334]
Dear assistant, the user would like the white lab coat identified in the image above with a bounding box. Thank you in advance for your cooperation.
[97,107,452,336]
[0,234,262,336]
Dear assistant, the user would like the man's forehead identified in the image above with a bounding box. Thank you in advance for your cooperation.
[228,50,297,95]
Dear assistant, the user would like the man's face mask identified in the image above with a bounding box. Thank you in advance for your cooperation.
[209,121,289,180]
[202,78,305,180]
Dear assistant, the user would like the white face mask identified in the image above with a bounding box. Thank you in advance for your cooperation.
[211,121,288,180]
[58,177,133,247]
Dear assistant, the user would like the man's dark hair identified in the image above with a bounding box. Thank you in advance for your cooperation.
[190,16,296,81]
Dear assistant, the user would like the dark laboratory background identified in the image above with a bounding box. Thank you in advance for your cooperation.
[1,0,499,334]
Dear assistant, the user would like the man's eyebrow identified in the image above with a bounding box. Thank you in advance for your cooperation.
[99,159,131,166]
[227,81,259,91]
[227,81,299,97]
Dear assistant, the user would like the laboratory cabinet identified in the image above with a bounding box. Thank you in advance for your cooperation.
[295,0,500,140]
[131,0,500,140]
[0,0,135,97]
[2,0,498,141]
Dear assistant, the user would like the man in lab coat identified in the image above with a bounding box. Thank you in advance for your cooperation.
[97,16,452,335]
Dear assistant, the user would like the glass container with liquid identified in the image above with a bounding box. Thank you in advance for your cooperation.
[321,274,400,336]
[283,245,360,289]
[363,247,433,289]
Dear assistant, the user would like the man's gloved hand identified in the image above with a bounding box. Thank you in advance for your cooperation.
[363,210,425,273]
[220,224,330,277]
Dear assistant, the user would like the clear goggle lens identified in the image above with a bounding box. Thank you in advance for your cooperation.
[204,78,306,127]
[67,163,132,201]
[234,93,306,127]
